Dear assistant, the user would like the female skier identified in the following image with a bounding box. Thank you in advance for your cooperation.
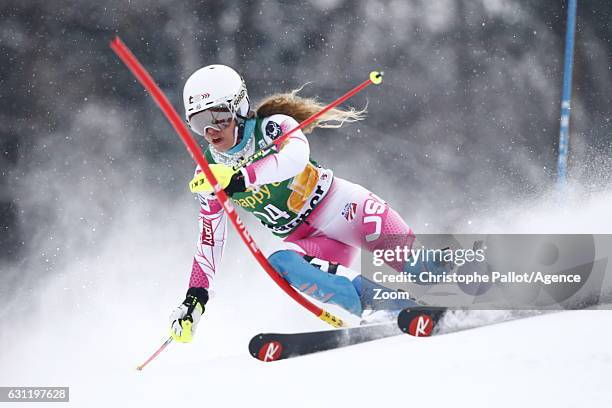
[169,65,421,342]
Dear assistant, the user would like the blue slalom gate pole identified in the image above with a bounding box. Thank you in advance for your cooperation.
[557,0,578,192]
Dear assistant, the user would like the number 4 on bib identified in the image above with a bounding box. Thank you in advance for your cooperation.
[254,204,291,225]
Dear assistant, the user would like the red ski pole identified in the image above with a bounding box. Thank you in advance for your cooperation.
[233,71,383,169]
[136,337,172,371]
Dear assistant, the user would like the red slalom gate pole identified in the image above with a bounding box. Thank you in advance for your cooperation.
[110,36,346,328]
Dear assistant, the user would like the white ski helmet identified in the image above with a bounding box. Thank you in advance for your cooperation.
[183,64,250,128]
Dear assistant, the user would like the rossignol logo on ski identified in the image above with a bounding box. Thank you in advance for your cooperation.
[258,341,283,362]
[398,308,446,338]
[408,314,434,337]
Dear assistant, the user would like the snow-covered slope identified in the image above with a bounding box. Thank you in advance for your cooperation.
[3,309,611,407]
[2,189,612,408]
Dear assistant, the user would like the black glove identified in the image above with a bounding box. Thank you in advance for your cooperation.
[224,171,247,197]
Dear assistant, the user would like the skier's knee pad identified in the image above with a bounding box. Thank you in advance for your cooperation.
[301,254,361,281]
[269,251,354,277]
[268,250,362,315]
[268,250,295,275]
[302,255,339,274]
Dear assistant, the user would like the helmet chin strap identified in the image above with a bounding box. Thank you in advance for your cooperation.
[232,97,251,148]
[232,117,246,147]
[232,123,239,147]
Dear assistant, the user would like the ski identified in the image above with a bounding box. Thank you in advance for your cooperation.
[249,308,565,362]
[249,321,402,362]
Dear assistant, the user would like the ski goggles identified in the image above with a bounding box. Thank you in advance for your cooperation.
[188,105,235,135]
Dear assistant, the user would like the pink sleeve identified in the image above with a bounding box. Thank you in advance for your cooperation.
[242,116,310,186]
[189,175,228,290]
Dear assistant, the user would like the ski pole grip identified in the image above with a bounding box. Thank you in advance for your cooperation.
[369,71,383,85]
[319,310,345,328]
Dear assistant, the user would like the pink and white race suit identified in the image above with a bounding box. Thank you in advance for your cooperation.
[187,114,414,315]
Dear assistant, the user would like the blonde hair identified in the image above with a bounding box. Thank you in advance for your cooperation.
[255,85,366,134]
